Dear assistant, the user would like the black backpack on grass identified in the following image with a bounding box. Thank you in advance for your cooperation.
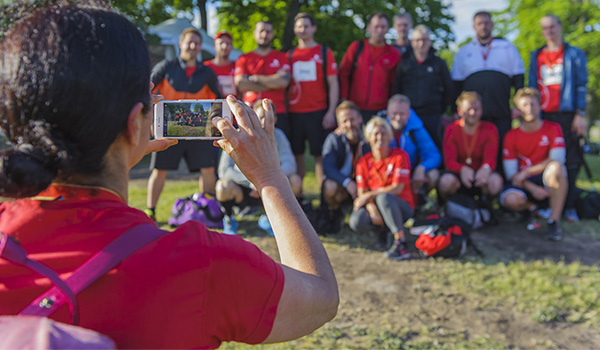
[575,189,600,219]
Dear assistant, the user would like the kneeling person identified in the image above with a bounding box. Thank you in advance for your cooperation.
[501,88,567,241]
[217,100,302,234]
[319,101,370,233]
[349,117,414,261]
[386,94,441,203]
[438,91,503,201]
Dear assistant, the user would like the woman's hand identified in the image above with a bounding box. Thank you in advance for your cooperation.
[212,96,284,190]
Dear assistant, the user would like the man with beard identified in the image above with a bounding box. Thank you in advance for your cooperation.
[451,11,525,175]
[438,91,503,201]
[318,101,371,234]
[392,12,412,55]
[501,88,567,241]
[339,12,400,122]
[235,21,291,135]
[147,27,222,221]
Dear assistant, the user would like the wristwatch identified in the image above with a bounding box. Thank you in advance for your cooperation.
[248,75,256,83]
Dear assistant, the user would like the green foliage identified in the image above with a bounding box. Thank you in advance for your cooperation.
[216,0,454,60]
[496,0,600,121]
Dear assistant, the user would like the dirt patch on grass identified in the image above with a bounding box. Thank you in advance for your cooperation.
[247,217,600,349]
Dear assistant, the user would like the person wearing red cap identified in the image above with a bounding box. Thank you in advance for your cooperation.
[205,30,238,97]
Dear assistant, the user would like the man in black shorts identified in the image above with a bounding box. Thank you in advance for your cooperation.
[147,27,222,220]
[288,12,339,185]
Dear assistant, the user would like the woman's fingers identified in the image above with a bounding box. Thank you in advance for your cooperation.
[145,139,178,155]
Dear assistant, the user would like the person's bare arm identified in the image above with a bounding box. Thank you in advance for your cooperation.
[322,75,340,129]
[252,69,291,90]
[235,74,269,92]
[213,97,338,343]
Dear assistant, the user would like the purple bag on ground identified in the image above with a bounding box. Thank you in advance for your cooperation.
[168,193,225,229]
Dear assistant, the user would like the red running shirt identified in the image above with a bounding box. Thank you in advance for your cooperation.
[355,148,414,208]
[288,45,338,113]
[503,121,565,171]
[443,120,499,174]
[205,60,237,97]
[536,46,564,113]
[235,50,291,114]
[0,185,284,349]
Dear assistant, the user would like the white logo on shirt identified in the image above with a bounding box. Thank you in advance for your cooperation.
[313,54,323,64]
[269,59,281,68]
[541,63,563,86]
[539,135,550,147]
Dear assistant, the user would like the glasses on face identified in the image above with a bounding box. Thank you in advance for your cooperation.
[412,38,430,43]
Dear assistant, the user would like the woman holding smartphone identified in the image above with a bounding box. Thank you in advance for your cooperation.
[0,1,338,348]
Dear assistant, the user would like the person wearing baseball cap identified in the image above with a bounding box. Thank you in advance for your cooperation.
[205,30,237,97]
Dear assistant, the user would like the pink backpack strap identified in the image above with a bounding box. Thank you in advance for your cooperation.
[1,223,166,325]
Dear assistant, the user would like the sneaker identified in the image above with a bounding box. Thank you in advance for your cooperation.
[258,214,274,236]
[385,241,411,261]
[222,215,238,235]
[536,208,551,220]
[143,208,156,222]
[546,220,563,241]
[564,208,580,223]
[234,205,260,218]
[526,217,542,231]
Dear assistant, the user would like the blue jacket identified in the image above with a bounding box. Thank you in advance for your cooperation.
[529,42,587,112]
[387,109,441,172]
[322,132,370,186]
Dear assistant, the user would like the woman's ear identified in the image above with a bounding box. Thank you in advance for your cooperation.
[125,102,145,145]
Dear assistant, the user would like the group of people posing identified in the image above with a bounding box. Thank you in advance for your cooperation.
[148,10,588,260]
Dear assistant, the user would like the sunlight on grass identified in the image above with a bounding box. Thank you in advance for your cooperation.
[420,259,600,326]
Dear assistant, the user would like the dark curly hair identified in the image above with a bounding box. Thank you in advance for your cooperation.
[0,0,151,198]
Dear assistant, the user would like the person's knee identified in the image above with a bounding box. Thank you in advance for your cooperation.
[349,210,370,232]
[216,178,237,202]
[438,174,458,194]
[288,174,303,196]
[502,192,526,210]
[486,173,504,196]
[544,161,566,189]
[323,179,339,200]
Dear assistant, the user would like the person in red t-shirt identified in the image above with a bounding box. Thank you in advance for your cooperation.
[288,12,339,186]
[349,117,414,261]
[234,21,291,136]
[339,12,401,121]
[439,91,503,200]
[0,3,338,348]
[501,88,567,241]
[205,30,238,98]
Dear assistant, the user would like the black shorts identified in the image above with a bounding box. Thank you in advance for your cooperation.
[443,172,483,197]
[542,111,582,166]
[289,110,327,156]
[150,140,217,172]
[500,174,549,208]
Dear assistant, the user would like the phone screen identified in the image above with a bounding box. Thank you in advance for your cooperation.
[163,101,223,138]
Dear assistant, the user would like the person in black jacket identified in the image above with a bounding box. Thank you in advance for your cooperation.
[393,25,453,150]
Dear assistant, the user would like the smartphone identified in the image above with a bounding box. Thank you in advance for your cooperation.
[154,99,232,140]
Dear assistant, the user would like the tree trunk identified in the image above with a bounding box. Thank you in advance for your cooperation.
[282,0,302,51]
[199,0,208,32]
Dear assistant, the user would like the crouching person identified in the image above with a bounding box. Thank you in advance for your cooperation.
[438,91,503,202]
[349,117,415,260]
[500,88,568,241]
[217,101,302,235]
[319,101,370,233]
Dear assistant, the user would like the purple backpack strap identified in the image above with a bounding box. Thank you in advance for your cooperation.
[1,223,166,325]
